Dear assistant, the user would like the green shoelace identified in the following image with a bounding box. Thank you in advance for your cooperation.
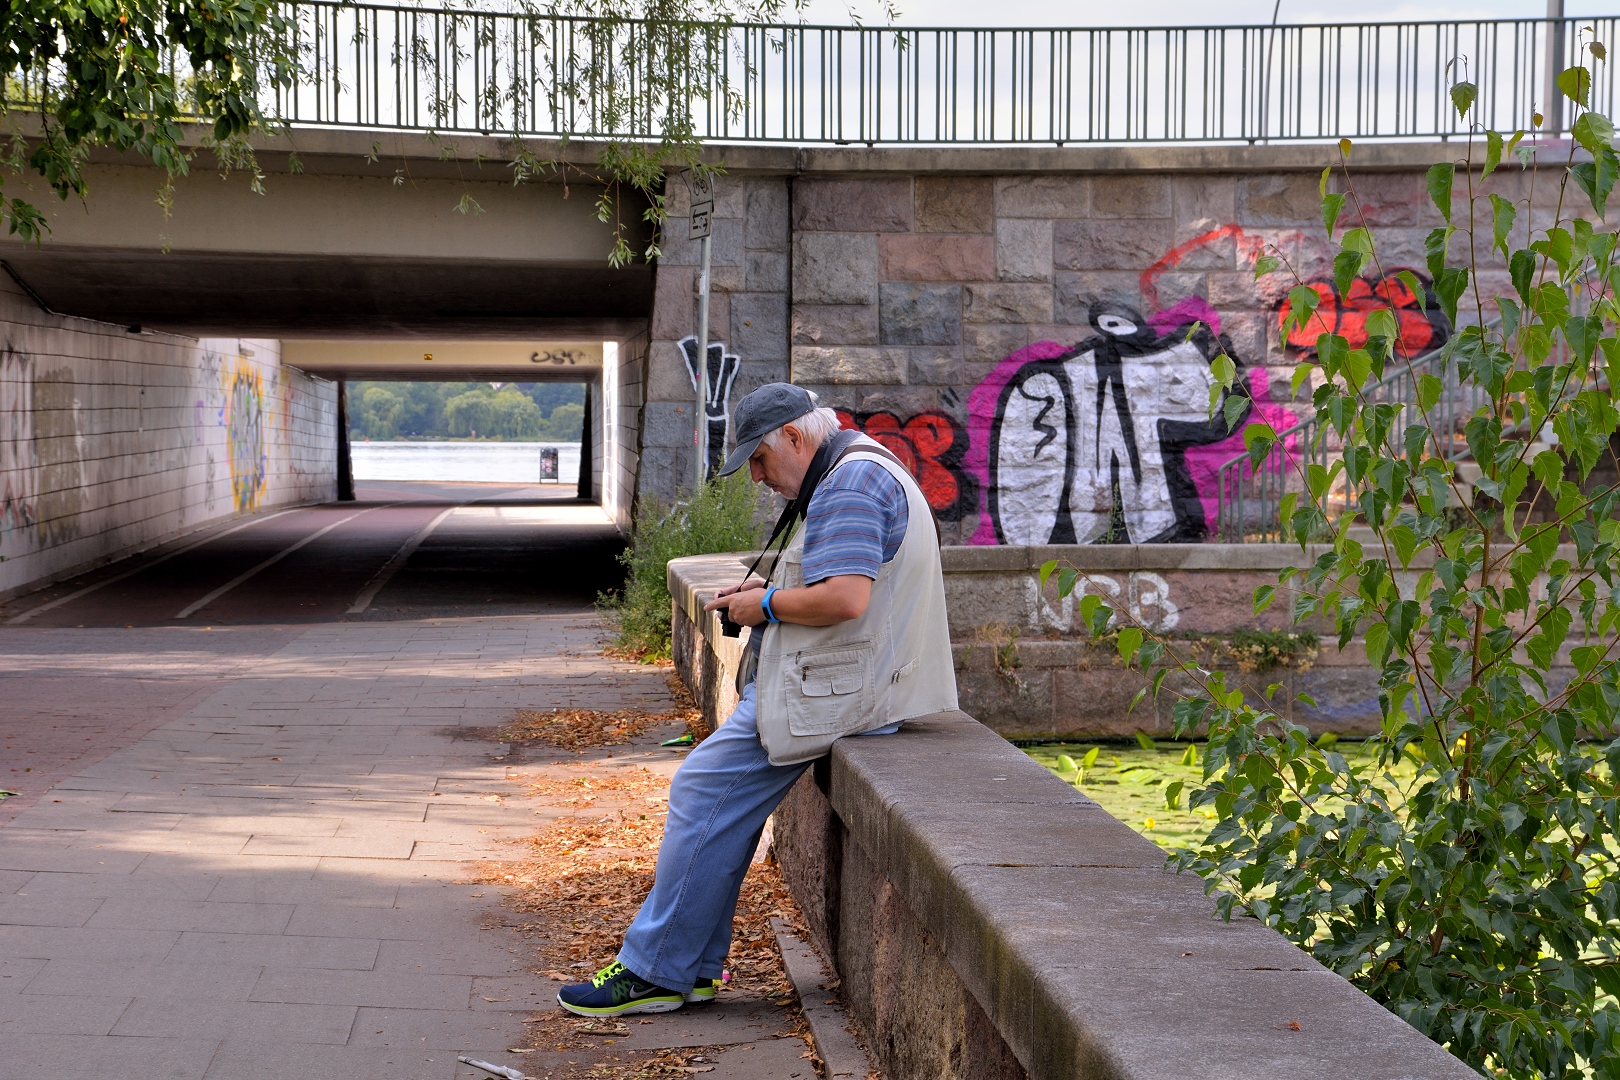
[590,961,626,988]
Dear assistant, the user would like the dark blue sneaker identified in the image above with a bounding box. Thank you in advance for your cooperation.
[684,976,719,1004]
[558,961,684,1017]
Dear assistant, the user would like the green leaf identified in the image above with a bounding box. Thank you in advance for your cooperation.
[1482,129,1503,179]
[1282,286,1321,340]
[1253,254,1282,280]
[1254,584,1277,614]
[1450,81,1478,117]
[1434,267,1469,326]
[1321,192,1346,238]
[1417,373,1443,412]
[1164,780,1184,810]
[1558,66,1592,106]
[1134,730,1156,751]
[1081,746,1100,769]
[1571,145,1620,218]
[1510,249,1536,303]
[1344,348,1373,388]
[1573,111,1616,155]
[1244,422,1278,468]
[1332,249,1364,300]
[1565,314,1602,363]
[1426,162,1454,222]
[1057,567,1079,600]
[1395,270,1424,306]
[1488,193,1517,258]
[1038,559,1058,591]
[1056,753,1078,772]
[1117,627,1143,665]
[1214,395,1246,440]
[1425,226,1454,279]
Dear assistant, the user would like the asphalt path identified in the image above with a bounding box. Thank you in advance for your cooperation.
[1,482,627,629]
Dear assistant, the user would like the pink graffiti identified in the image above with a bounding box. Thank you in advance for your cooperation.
[966,340,1072,546]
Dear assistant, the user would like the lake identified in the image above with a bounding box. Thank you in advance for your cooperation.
[350,441,582,484]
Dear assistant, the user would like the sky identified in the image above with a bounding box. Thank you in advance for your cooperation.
[792,0,1619,27]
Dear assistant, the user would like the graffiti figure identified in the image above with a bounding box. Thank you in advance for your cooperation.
[226,362,266,513]
[834,409,977,521]
[978,299,1251,545]
[0,345,36,542]
[1281,269,1450,356]
[679,336,741,480]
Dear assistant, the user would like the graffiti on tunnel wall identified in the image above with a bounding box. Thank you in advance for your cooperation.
[0,345,35,545]
[225,360,267,513]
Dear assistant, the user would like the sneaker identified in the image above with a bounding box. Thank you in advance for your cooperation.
[558,961,684,1017]
[685,977,719,1004]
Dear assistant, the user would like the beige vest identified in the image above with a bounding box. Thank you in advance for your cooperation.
[754,439,958,765]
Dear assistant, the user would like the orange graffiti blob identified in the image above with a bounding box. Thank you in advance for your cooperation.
[1281,273,1442,355]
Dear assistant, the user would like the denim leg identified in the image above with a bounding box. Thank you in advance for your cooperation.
[617,686,810,991]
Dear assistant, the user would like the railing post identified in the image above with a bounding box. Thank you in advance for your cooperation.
[1545,0,1567,134]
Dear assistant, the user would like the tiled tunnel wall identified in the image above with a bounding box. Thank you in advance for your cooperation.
[0,277,336,601]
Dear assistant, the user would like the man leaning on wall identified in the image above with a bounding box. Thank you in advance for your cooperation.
[558,382,958,1016]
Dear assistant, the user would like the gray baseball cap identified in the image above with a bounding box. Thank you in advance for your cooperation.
[716,382,816,477]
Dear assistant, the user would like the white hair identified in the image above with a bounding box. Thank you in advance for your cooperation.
[761,405,842,450]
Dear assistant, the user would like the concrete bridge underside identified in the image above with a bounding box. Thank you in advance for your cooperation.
[2,129,654,339]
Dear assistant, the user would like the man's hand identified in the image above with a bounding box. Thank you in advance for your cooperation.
[704,583,769,627]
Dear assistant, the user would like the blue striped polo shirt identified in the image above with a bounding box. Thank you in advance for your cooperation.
[801,458,910,583]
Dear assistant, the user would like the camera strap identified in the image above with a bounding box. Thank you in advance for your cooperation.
[739,428,864,587]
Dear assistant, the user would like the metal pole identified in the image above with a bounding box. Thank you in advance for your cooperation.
[686,170,716,489]
[695,232,712,488]
[1546,0,1566,135]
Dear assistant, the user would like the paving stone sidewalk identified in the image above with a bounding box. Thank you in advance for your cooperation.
[0,614,801,1080]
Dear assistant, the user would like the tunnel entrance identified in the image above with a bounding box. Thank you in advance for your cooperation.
[346,379,587,498]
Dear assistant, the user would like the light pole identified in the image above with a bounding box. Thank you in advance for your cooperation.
[687,170,715,489]
[1546,0,1567,136]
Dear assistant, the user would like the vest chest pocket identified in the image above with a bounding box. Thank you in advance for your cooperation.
[785,641,874,736]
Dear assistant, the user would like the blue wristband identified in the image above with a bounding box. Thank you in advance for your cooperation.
[761,586,781,623]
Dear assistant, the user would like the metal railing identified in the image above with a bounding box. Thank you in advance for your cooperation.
[264,4,1617,144]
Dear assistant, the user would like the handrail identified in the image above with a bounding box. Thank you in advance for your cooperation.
[18,5,1605,145]
[1212,320,1525,544]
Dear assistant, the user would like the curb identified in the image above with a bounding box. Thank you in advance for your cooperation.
[771,917,877,1080]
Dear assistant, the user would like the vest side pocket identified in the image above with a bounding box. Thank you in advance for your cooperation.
[785,640,873,736]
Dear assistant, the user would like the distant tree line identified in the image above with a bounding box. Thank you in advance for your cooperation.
[349,382,586,441]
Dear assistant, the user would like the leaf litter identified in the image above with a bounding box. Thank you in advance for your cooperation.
[476,672,814,1079]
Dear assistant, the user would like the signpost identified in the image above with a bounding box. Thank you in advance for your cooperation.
[539,446,559,483]
[687,170,714,488]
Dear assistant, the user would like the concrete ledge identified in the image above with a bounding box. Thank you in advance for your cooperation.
[770,713,1480,1080]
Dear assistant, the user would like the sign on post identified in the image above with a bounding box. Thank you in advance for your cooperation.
[687,170,714,241]
[686,169,715,486]
[539,446,559,482]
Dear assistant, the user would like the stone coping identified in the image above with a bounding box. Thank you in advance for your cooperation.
[821,709,1479,1080]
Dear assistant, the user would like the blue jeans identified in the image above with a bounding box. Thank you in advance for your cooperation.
[616,685,811,992]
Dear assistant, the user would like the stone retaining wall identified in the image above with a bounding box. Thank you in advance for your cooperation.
[672,543,1510,738]
[639,142,1533,552]
[666,553,1479,1080]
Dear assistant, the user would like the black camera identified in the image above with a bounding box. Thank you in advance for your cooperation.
[713,594,744,638]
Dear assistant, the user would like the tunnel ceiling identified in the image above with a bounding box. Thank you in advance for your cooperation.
[280,339,606,381]
[2,250,653,339]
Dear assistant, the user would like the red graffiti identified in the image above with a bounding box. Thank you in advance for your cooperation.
[1139,224,1266,311]
[834,409,977,521]
[1281,271,1448,356]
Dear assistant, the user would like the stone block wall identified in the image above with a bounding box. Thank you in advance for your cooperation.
[0,276,337,602]
[642,175,791,500]
[642,147,1532,544]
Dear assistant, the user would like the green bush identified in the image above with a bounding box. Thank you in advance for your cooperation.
[1045,52,1620,1079]
[603,471,768,661]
